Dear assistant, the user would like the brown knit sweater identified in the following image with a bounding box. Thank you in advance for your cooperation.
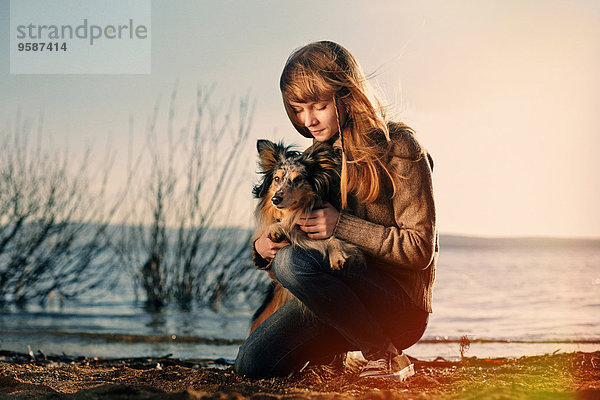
[332,122,437,313]
[252,122,437,313]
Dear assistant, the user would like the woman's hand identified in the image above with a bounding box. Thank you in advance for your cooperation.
[298,202,339,239]
[254,231,291,261]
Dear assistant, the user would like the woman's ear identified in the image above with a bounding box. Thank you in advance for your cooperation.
[332,94,349,132]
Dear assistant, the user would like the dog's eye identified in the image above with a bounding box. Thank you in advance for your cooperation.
[292,177,303,185]
[273,176,280,182]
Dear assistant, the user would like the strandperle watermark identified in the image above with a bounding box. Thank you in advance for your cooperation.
[10,0,151,74]
[16,19,148,46]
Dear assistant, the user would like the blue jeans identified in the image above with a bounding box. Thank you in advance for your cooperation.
[234,246,428,378]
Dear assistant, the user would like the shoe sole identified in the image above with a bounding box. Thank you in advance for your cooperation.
[360,364,415,381]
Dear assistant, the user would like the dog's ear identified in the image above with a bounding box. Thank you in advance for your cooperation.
[254,140,286,199]
[257,139,284,173]
[257,139,274,156]
[252,180,270,199]
[301,143,340,198]
[254,140,299,199]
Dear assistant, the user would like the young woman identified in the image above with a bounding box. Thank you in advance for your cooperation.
[235,41,437,380]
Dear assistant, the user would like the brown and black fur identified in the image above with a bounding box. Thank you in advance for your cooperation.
[249,139,362,333]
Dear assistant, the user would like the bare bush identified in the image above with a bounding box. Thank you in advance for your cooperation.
[0,111,119,307]
[114,87,262,311]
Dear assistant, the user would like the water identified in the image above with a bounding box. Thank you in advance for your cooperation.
[422,237,600,359]
[1,235,599,361]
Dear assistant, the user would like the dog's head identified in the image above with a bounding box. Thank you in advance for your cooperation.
[253,139,339,211]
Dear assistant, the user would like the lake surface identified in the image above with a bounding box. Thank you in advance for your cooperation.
[1,235,599,361]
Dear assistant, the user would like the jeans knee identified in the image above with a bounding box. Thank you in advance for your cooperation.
[272,246,325,290]
[271,246,297,288]
[234,342,270,378]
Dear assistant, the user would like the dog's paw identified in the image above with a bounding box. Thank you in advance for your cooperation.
[328,250,348,270]
[267,230,286,243]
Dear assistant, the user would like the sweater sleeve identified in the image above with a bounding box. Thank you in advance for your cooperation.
[333,133,437,271]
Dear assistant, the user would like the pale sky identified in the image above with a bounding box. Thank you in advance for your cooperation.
[1,0,599,238]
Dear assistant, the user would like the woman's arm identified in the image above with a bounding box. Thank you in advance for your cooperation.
[335,136,437,271]
[300,131,437,271]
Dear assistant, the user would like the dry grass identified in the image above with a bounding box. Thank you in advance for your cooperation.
[0,351,598,399]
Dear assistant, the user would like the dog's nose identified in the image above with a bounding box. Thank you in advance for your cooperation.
[271,195,283,205]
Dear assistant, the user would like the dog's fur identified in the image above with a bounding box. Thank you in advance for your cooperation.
[249,139,362,333]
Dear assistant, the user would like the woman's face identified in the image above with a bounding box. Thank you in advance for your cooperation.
[288,98,344,142]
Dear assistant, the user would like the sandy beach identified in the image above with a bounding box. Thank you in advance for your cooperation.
[1,350,598,399]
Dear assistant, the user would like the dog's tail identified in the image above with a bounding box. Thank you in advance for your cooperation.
[249,281,294,334]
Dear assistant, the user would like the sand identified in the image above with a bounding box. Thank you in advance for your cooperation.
[0,351,598,399]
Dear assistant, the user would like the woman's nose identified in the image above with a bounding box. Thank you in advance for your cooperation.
[303,110,317,127]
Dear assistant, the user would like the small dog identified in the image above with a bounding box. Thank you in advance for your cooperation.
[249,139,362,332]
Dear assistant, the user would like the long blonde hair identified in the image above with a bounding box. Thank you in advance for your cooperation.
[280,41,406,208]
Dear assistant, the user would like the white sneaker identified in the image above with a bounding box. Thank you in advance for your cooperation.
[359,353,415,381]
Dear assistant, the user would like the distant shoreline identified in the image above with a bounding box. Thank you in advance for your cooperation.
[439,233,600,248]
[5,330,600,346]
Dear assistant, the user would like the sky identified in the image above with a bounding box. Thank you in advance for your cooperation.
[1,0,599,238]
